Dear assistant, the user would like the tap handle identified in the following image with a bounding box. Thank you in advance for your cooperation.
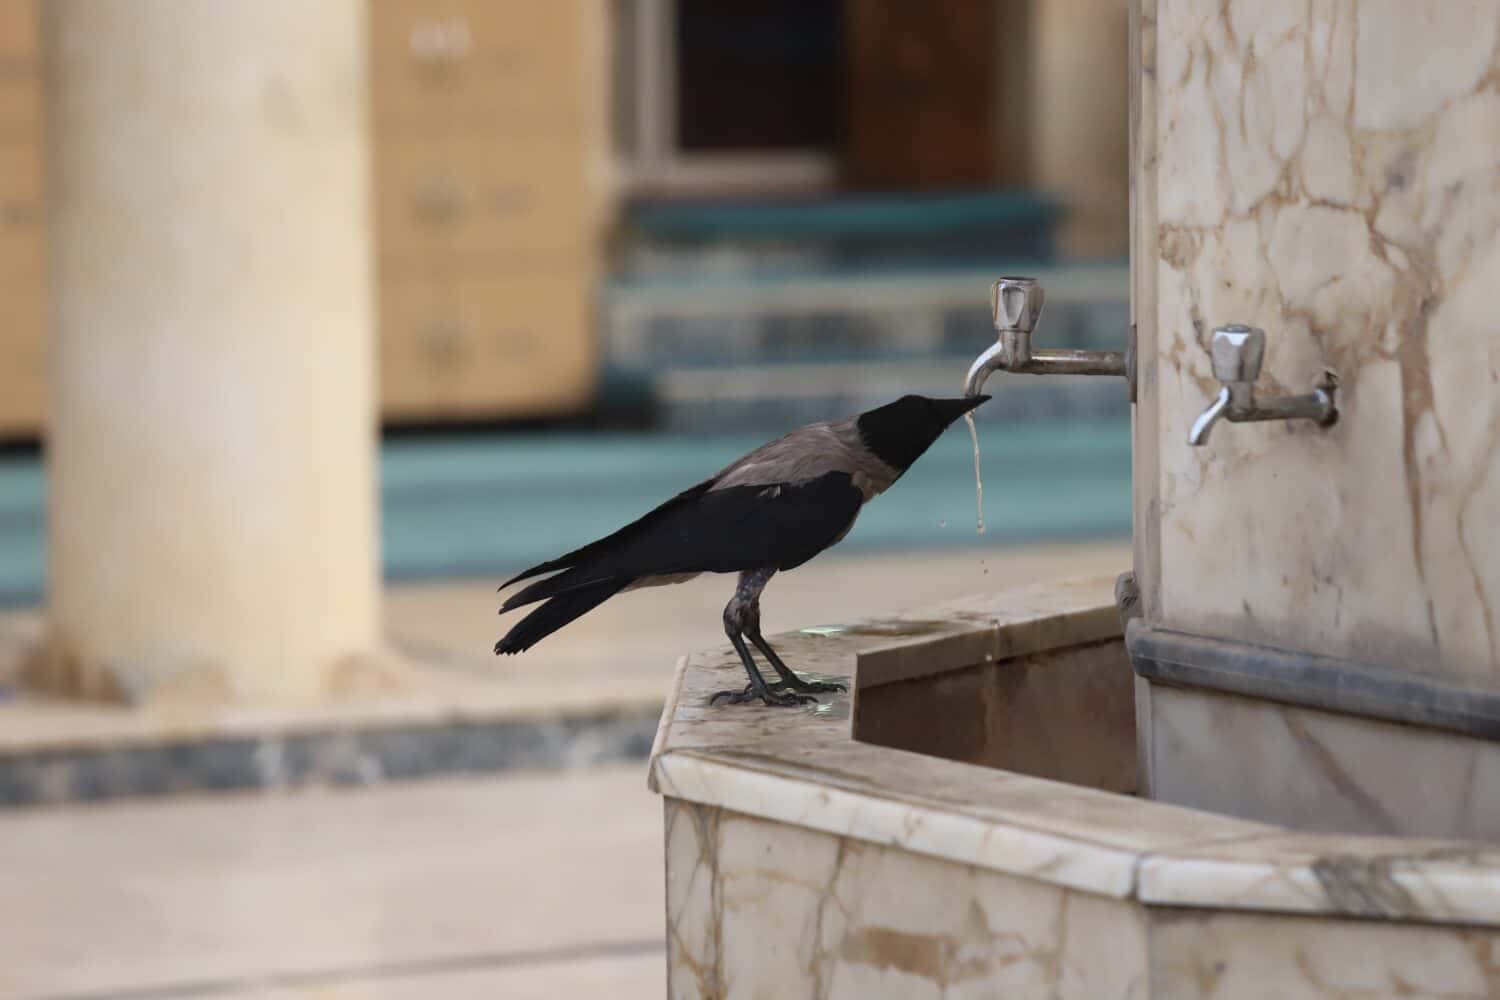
[991,276,1046,334]
[1209,324,1265,386]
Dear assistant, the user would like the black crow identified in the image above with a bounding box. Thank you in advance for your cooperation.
[495,394,990,706]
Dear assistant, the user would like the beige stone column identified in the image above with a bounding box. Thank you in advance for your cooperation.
[1031,0,1131,259]
[38,0,379,702]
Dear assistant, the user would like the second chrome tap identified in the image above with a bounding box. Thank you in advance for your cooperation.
[1188,325,1338,446]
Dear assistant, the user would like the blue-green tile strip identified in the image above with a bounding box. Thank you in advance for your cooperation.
[0,418,1129,606]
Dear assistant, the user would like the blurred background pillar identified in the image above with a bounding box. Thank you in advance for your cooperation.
[1032,0,1131,258]
[36,0,379,702]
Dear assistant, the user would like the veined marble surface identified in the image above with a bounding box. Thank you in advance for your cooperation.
[1146,682,1500,840]
[1149,908,1500,999]
[1134,0,1500,679]
[666,799,1151,999]
[666,800,1500,1000]
[652,577,1500,932]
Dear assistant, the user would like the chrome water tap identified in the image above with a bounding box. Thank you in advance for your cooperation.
[962,277,1133,399]
[1187,325,1337,446]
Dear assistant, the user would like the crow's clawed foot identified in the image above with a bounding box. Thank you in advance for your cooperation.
[780,677,847,694]
[708,684,818,707]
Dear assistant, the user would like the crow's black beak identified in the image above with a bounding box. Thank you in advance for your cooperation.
[936,395,991,423]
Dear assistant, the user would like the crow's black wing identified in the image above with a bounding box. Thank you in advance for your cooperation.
[500,471,864,611]
[646,471,865,574]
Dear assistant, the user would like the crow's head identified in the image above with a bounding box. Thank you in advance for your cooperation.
[855,394,990,471]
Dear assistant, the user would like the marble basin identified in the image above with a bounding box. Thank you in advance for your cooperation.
[650,576,1500,999]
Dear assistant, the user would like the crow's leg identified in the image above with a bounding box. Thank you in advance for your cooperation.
[708,631,812,707]
[709,568,814,707]
[733,582,846,693]
[744,622,847,695]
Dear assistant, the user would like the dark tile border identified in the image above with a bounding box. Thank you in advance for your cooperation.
[0,706,661,808]
[1128,620,1500,740]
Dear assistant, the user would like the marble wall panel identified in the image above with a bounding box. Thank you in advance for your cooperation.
[1134,0,1500,679]
[1146,683,1500,838]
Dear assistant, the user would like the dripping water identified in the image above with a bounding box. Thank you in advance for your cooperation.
[964,411,986,535]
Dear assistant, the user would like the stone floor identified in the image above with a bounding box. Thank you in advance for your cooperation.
[0,766,666,1000]
[0,541,1130,998]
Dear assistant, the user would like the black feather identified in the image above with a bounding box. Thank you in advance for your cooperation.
[499,471,864,617]
[495,579,629,654]
[498,479,715,591]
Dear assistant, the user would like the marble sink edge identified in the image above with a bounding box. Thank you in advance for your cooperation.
[649,573,1500,928]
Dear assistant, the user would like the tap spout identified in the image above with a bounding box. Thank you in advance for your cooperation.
[1188,386,1231,446]
[963,341,1007,399]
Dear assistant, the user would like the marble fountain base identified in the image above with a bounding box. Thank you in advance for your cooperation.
[650,576,1500,999]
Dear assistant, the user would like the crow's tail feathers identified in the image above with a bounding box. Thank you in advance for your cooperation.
[494,578,628,655]
[500,564,598,613]
[497,480,716,593]
[497,553,570,592]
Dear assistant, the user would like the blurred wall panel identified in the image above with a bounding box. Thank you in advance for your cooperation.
[1033,0,1129,258]
[843,0,1128,258]
[370,0,606,422]
[0,0,45,435]
[844,0,999,190]
[0,0,608,439]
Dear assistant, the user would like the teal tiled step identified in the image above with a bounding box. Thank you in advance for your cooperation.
[0,419,1130,605]
[623,191,1062,242]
